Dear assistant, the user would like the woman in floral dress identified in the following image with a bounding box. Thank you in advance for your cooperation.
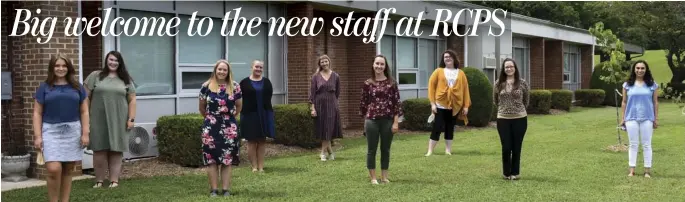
[199,60,242,197]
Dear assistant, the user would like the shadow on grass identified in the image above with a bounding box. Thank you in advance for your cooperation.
[234,189,288,199]
[452,150,498,156]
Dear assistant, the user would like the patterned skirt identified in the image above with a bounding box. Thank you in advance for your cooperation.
[42,121,83,162]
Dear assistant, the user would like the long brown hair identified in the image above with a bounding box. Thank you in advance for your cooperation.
[99,50,133,85]
[45,53,80,90]
[496,58,521,91]
[207,59,235,96]
[438,49,461,69]
[369,54,395,85]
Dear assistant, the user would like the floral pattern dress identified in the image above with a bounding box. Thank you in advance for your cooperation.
[199,82,242,166]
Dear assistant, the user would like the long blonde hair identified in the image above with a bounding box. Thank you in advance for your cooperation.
[207,59,234,96]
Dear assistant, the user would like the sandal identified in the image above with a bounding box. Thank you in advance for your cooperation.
[109,181,119,188]
[92,181,104,188]
[644,172,651,178]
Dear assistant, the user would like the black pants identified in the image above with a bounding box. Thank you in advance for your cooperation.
[496,117,528,176]
[430,108,456,141]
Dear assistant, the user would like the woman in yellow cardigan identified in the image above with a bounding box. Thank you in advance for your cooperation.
[425,49,471,156]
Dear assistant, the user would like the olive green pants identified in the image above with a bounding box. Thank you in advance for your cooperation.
[365,118,394,170]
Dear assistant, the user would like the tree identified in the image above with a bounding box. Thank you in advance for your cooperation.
[638,2,685,85]
[589,22,628,146]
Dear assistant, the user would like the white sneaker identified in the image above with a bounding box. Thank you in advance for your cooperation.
[371,179,379,184]
[320,154,327,161]
[425,151,432,157]
[329,153,335,160]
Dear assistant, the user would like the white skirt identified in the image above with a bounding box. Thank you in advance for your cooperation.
[42,121,82,162]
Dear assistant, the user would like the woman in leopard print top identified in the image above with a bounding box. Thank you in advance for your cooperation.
[493,58,530,180]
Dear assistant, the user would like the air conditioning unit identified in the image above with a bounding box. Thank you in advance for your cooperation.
[123,123,159,161]
[483,56,497,69]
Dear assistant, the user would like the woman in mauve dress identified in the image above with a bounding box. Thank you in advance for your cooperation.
[310,54,343,162]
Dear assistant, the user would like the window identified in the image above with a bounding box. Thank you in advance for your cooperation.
[181,71,212,89]
[563,44,580,84]
[119,10,175,95]
[228,24,268,81]
[178,15,224,64]
[381,36,394,75]
[381,35,443,88]
[419,39,437,88]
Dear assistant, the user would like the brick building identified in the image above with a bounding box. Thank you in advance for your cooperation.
[2,1,643,179]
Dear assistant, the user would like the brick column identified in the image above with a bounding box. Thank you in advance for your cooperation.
[529,37,545,89]
[580,45,593,89]
[344,13,376,129]
[544,40,563,89]
[10,1,82,179]
[82,1,103,78]
[286,3,315,104]
[446,25,466,68]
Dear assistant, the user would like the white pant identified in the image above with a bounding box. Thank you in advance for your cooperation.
[626,120,653,168]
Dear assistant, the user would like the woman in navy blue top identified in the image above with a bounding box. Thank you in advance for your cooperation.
[32,53,89,202]
[239,60,275,173]
[620,60,659,178]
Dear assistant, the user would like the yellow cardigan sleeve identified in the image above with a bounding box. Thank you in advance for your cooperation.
[427,69,440,104]
[460,70,471,109]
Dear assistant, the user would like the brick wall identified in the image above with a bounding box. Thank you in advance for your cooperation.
[580,45,593,89]
[529,37,545,89]
[544,40,563,89]
[2,1,27,158]
[82,1,102,78]
[286,4,376,130]
[286,3,315,104]
[344,13,376,129]
[2,1,82,179]
[446,25,466,67]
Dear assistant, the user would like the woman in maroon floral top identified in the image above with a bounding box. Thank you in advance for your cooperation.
[359,55,403,185]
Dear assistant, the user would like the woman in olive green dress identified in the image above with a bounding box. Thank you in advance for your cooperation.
[85,51,136,188]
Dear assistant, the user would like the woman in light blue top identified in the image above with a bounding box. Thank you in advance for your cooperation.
[620,60,658,178]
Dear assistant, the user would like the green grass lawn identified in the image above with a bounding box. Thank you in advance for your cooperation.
[3,104,684,202]
[595,50,673,84]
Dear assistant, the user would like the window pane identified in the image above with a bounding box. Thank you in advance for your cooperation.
[179,15,223,64]
[514,48,526,81]
[182,72,212,89]
[396,37,416,69]
[564,53,570,72]
[381,36,394,75]
[119,10,175,95]
[399,72,417,85]
[419,39,437,88]
[228,24,267,81]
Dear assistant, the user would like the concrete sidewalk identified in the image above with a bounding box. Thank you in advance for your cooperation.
[2,175,94,192]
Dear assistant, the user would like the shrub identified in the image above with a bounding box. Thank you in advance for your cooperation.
[574,89,605,107]
[462,67,494,127]
[157,113,243,167]
[273,103,319,148]
[527,90,552,114]
[491,104,498,121]
[590,63,629,106]
[400,98,432,131]
[156,113,205,167]
[549,90,573,111]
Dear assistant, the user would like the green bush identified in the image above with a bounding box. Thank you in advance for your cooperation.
[527,90,552,114]
[491,104,498,121]
[400,98,432,131]
[273,103,319,148]
[156,113,205,167]
[549,90,573,111]
[156,113,244,167]
[590,63,629,106]
[462,67,494,127]
[574,89,606,107]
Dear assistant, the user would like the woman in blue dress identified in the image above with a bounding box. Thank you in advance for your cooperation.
[199,60,242,197]
[239,60,275,173]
